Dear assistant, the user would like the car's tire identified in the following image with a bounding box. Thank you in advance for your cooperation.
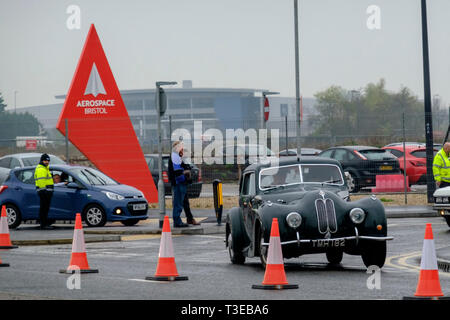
[121,219,139,227]
[5,204,21,229]
[258,227,268,269]
[345,171,360,193]
[361,241,386,268]
[83,204,107,228]
[444,215,450,228]
[326,249,343,265]
[227,227,245,265]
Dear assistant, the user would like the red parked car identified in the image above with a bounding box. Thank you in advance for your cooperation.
[382,145,437,186]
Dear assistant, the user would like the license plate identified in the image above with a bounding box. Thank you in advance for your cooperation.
[133,203,146,210]
[311,239,345,248]
[380,165,392,171]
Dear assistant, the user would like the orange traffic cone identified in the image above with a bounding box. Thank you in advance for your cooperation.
[0,206,18,249]
[59,213,98,274]
[145,215,188,281]
[252,218,298,290]
[404,223,447,300]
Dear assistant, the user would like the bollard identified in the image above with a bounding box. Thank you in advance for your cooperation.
[213,179,223,226]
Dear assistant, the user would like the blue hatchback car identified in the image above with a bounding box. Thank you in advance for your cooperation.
[0,165,149,228]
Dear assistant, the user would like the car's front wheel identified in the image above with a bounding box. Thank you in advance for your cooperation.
[227,228,245,265]
[444,216,450,228]
[259,228,268,269]
[345,171,360,193]
[83,204,107,227]
[361,241,386,268]
[326,249,343,265]
[6,204,21,229]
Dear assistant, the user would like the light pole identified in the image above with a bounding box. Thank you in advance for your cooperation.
[156,81,177,228]
[14,91,17,152]
[293,0,302,157]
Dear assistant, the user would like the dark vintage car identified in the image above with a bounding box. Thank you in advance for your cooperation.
[225,156,393,269]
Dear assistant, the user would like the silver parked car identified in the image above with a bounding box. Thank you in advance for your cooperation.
[0,153,65,169]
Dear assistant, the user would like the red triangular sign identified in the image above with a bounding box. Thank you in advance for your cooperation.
[56,24,158,203]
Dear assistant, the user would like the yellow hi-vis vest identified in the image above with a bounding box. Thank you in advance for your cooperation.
[433,148,450,183]
[34,164,53,189]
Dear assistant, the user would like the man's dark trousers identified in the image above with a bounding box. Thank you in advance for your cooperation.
[37,189,53,227]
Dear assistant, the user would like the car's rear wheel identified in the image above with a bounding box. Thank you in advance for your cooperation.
[259,227,268,269]
[444,216,450,228]
[6,204,21,229]
[121,219,139,227]
[361,241,386,268]
[83,204,107,227]
[227,227,245,265]
[345,171,360,193]
[326,249,343,265]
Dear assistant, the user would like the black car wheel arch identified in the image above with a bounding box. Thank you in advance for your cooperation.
[225,208,249,264]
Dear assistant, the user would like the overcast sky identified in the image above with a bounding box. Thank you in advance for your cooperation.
[1,0,450,110]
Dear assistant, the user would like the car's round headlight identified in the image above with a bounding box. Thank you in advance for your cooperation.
[286,212,302,229]
[349,208,366,224]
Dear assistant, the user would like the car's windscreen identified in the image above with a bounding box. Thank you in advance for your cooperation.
[259,164,343,190]
[410,150,438,158]
[70,168,118,185]
[359,150,397,160]
[22,155,65,166]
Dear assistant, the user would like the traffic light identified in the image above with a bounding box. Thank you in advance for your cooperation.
[158,87,167,116]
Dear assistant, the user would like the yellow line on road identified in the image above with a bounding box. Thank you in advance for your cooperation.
[386,249,450,278]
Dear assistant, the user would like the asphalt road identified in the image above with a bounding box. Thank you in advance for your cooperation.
[0,217,449,301]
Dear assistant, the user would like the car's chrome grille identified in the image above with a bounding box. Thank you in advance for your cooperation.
[325,198,337,233]
[315,198,338,234]
[315,199,328,233]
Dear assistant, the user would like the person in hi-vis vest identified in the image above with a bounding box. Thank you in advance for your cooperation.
[433,142,450,189]
[34,154,54,229]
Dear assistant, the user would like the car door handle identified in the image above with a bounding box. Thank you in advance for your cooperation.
[14,187,22,191]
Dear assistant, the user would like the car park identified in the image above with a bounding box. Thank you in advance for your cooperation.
[0,165,148,228]
[382,145,437,186]
[225,156,392,269]
[279,148,322,156]
[0,153,65,169]
[318,146,401,192]
[145,154,202,198]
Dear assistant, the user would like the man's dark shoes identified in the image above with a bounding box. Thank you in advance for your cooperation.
[173,222,189,228]
[187,219,201,226]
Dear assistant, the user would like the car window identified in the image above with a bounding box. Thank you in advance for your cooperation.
[385,149,404,158]
[146,157,156,170]
[0,157,11,169]
[319,150,333,158]
[333,149,348,161]
[347,151,358,160]
[15,169,35,185]
[359,149,397,160]
[410,150,437,158]
[241,172,256,195]
[21,155,65,167]
[10,157,21,169]
[260,165,301,189]
[70,168,118,185]
[50,170,76,186]
[301,165,344,185]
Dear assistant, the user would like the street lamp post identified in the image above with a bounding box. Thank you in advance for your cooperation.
[156,81,177,228]
[293,0,302,157]
[14,91,17,152]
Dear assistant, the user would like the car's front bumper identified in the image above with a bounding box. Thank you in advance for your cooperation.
[262,227,393,247]
[432,204,450,216]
